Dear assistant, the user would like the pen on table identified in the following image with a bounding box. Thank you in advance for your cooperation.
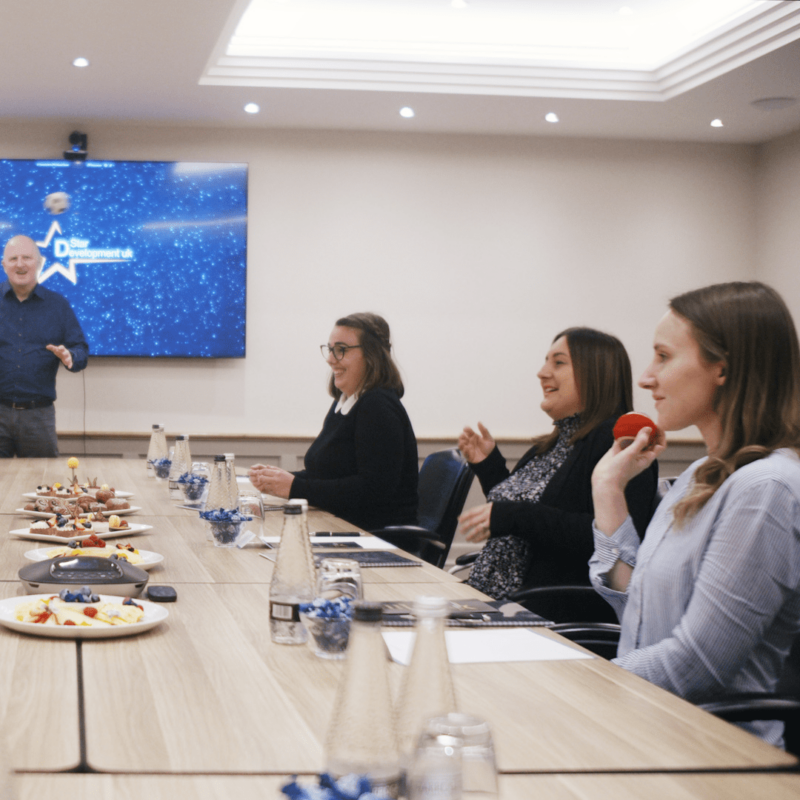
[312,532,362,537]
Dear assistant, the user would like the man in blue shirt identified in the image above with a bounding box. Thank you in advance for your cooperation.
[0,235,88,457]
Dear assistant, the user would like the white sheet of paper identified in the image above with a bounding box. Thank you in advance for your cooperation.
[259,536,398,550]
[383,628,594,665]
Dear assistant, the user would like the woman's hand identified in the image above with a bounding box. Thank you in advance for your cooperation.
[457,502,494,542]
[458,422,495,464]
[248,464,295,499]
[592,426,666,536]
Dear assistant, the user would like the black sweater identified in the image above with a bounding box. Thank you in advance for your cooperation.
[290,388,419,531]
[471,415,658,588]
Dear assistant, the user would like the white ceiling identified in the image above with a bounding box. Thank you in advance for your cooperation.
[2,0,799,143]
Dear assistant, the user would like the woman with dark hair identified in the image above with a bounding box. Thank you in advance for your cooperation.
[458,327,658,599]
[590,282,800,746]
[249,312,418,530]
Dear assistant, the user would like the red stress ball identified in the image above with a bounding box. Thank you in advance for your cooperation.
[613,412,659,447]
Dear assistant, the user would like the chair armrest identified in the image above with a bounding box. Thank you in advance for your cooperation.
[446,550,480,577]
[549,622,621,639]
[370,525,439,543]
[700,694,800,724]
[369,526,446,568]
[549,622,621,660]
[506,585,619,625]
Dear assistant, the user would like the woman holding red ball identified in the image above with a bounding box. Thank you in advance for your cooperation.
[591,281,800,747]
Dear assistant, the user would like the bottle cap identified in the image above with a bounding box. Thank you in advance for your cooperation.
[424,713,492,744]
[152,424,163,430]
[282,504,302,515]
[287,498,308,511]
[176,434,188,440]
[413,596,450,619]
[214,454,226,462]
[352,601,383,623]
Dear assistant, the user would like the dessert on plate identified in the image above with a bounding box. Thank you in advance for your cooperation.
[15,590,145,627]
[45,535,144,566]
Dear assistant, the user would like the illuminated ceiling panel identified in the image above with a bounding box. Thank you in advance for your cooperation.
[201,0,800,100]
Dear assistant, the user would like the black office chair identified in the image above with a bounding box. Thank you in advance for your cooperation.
[508,584,620,624]
[550,621,621,659]
[371,448,474,569]
[700,632,800,756]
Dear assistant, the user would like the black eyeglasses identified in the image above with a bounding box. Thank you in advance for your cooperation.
[320,344,362,361]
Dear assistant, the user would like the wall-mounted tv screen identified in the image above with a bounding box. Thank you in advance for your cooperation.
[0,159,248,357]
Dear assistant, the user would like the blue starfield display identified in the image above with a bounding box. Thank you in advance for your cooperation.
[0,160,248,357]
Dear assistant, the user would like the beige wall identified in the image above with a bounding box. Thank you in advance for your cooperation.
[755,128,800,320]
[0,121,760,441]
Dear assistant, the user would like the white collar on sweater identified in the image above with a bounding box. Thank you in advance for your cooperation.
[334,392,359,415]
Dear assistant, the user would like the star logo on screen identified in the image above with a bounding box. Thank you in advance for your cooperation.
[35,221,133,285]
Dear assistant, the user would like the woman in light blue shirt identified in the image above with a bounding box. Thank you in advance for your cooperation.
[590,281,800,746]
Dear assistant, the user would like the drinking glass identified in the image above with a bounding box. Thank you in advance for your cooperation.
[317,557,363,600]
[238,487,265,542]
[181,461,210,508]
[417,713,498,797]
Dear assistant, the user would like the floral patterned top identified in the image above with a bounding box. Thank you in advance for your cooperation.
[487,413,581,503]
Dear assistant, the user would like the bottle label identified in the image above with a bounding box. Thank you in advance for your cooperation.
[409,773,461,800]
[270,601,300,622]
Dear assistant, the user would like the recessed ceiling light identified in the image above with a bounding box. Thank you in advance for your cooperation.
[72,57,89,68]
[751,96,797,112]
[710,119,724,127]
[400,107,415,118]
[545,112,559,123]
[244,103,260,114]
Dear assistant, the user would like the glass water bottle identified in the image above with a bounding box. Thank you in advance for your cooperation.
[168,434,191,501]
[397,596,458,769]
[206,455,232,511]
[146,424,168,477]
[269,503,316,644]
[224,453,239,511]
[325,601,401,797]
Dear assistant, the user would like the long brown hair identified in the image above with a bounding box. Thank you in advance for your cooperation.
[669,282,800,524]
[531,327,634,454]
[328,312,405,399]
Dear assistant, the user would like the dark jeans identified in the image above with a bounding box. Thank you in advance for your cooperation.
[0,403,59,457]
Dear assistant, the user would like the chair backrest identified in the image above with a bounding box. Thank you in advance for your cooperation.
[416,448,474,555]
[508,585,619,624]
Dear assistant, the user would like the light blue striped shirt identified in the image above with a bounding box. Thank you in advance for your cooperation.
[590,448,800,746]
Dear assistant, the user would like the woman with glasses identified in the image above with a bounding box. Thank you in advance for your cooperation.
[249,312,418,530]
[590,282,800,746]
[457,327,658,600]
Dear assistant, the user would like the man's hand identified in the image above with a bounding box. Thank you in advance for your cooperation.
[46,344,73,369]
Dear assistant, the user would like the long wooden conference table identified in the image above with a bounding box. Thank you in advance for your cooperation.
[0,458,796,799]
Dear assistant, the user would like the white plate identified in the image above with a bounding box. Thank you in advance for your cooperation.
[0,593,168,639]
[23,547,164,570]
[16,508,59,520]
[10,523,153,544]
[16,505,142,518]
[22,490,134,500]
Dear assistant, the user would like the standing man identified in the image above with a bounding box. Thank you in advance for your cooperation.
[0,235,88,457]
